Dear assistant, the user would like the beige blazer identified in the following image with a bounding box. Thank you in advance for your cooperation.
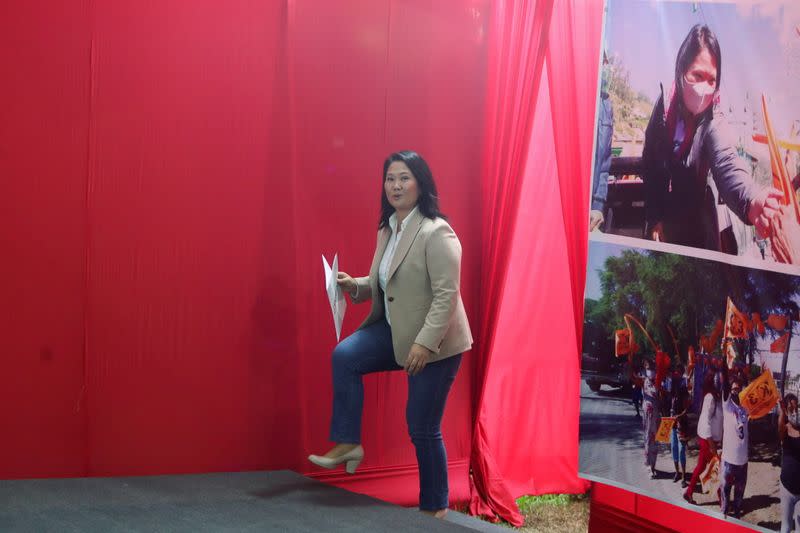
[352,209,473,366]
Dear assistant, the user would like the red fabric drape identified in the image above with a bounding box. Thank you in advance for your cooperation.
[546,0,604,341]
[470,0,603,524]
[469,0,554,526]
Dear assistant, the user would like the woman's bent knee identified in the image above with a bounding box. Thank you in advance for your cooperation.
[332,339,356,368]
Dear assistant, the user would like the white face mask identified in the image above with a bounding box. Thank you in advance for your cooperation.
[682,78,715,115]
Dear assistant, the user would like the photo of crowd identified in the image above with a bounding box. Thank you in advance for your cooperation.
[580,240,800,530]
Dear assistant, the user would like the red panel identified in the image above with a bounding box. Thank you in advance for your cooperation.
[86,0,288,474]
[0,1,90,478]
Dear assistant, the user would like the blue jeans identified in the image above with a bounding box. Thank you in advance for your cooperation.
[720,461,748,516]
[780,481,800,533]
[329,319,462,511]
[670,427,686,467]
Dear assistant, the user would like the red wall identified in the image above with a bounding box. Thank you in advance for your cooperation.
[0,0,91,478]
[0,1,487,505]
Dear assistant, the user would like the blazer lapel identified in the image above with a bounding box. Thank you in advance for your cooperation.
[370,227,391,278]
[387,211,423,281]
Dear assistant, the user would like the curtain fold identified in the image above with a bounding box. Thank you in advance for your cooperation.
[547,0,605,345]
[470,0,604,524]
[469,0,554,525]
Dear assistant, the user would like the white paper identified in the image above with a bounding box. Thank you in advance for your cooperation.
[322,254,347,341]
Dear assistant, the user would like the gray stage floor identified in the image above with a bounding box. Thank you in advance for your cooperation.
[0,469,509,532]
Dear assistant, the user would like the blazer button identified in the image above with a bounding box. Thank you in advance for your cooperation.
[387,297,394,302]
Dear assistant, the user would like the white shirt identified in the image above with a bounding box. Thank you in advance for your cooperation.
[697,393,723,441]
[721,396,749,465]
[378,207,418,326]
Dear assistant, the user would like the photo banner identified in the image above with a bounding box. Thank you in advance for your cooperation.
[580,1,800,530]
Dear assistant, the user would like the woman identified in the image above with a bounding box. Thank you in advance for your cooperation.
[667,364,690,487]
[632,358,660,479]
[683,370,722,504]
[642,24,782,252]
[307,151,473,519]
[778,393,800,533]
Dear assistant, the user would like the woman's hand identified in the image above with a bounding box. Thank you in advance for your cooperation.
[650,222,665,242]
[748,187,785,238]
[405,343,432,376]
[589,210,604,232]
[337,272,358,296]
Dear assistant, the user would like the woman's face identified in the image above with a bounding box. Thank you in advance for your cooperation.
[683,47,718,87]
[681,47,718,115]
[385,161,420,213]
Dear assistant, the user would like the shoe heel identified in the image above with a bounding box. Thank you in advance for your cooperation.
[345,458,362,474]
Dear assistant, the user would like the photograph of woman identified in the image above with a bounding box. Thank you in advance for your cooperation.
[642,24,782,252]
[683,367,722,504]
[630,358,661,479]
[307,151,473,519]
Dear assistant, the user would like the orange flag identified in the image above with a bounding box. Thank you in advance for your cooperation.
[655,417,676,443]
[739,369,779,419]
[687,345,696,376]
[700,455,721,494]
[723,340,738,368]
[615,329,632,357]
[767,314,788,331]
[770,332,790,353]
[752,313,766,336]
[724,298,750,339]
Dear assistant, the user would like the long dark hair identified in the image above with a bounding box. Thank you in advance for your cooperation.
[379,151,446,229]
[674,24,722,113]
[702,371,718,400]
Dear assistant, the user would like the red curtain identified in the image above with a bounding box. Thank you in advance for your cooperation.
[546,0,605,337]
[469,0,602,524]
[468,0,554,526]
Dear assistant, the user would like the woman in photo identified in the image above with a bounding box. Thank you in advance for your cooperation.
[778,393,800,533]
[683,370,722,504]
[631,358,661,479]
[641,24,782,252]
[667,363,690,487]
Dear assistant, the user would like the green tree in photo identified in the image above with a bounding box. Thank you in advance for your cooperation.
[587,248,800,366]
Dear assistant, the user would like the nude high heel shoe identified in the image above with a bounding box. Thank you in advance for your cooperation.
[308,445,364,474]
